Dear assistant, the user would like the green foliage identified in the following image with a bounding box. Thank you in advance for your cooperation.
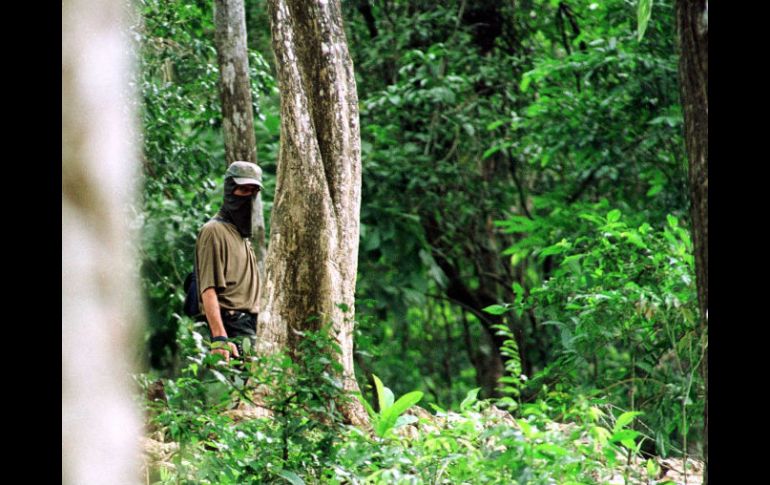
[346,0,689,415]
[332,391,652,483]
[358,374,424,438]
[349,0,534,408]
[140,325,353,483]
[491,323,524,412]
[353,298,482,411]
[502,206,704,456]
[142,360,656,484]
[513,0,686,219]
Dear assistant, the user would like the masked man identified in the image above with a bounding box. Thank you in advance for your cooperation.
[195,161,262,362]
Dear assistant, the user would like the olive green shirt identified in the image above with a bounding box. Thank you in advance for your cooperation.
[195,218,259,314]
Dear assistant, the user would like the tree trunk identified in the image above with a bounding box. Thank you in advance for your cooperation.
[676,0,708,481]
[62,0,143,483]
[214,0,267,277]
[258,0,368,427]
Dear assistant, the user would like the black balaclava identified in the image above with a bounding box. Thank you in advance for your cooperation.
[219,177,254,237]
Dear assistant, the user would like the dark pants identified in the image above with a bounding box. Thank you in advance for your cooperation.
[219,310,257,356]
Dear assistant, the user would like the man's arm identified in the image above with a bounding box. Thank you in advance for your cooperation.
[201,287,239,360]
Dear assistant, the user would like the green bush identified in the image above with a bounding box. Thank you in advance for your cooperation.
[140,323,660,484]
[498,206,704,457]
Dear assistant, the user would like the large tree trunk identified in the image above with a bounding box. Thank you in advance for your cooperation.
[258,0,368,427]
[676,0,708,481]
[62,0,143,483]
[214,0,267,276]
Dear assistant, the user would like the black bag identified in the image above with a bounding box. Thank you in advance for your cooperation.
[184,216,225,318]
[183,270,201,317]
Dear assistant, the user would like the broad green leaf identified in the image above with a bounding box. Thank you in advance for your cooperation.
[538,239,571,259]
[429,402,446,414]
[646,184,663,197]
[382,387,394,410]
[356,393,377,419]
[210,369,228,386]
[501,385,521,395]
[621,438,638,449]
[613,411,643,432]
[372,374,386,412]
[580,213,604,225]
[647,458,660,477]
[512,282,525,302]
[607,209,621,223]
[611,429,640,443]
[667,214,679,228]
[372,374,394,411]
[483,304,508,315]
[496,396,518,409]
[460,387,481,411]
[561,253,584,270]
[483,142,511,159]
[625,232,647,249]
[604,446,618,465]
[394,414,418,428]
[637,0,653,42]
[378,391,424,437]
[389,391,424,418]
[276,470,305,485]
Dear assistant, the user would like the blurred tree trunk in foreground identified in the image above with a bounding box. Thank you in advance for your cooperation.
[62,0,143,482]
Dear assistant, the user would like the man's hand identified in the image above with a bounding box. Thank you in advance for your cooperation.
[201,287,240,362]
[212,341,239,363]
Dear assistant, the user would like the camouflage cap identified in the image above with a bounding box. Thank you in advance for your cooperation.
[225,161,263,187]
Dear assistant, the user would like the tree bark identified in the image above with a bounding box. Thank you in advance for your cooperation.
[214,0,267,277]
[676,0,708,481]
[215,0,258,165]
[62,0,143,482]
[259,0,368,427]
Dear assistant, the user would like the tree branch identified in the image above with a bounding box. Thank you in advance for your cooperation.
[507,155,534,219]
[356,0,378,39]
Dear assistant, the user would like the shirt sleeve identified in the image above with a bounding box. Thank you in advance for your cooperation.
[195,223,227,295]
